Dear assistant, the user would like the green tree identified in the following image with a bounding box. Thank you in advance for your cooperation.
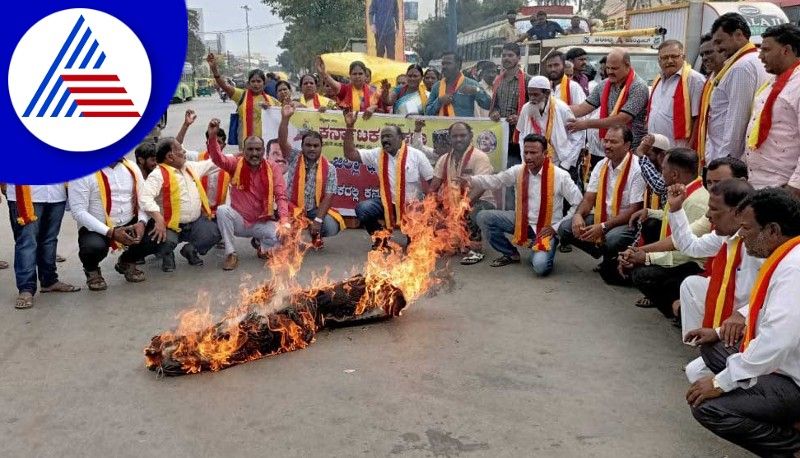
[186,9,206,69]
[263,0,366,72]
[276,50,296,75]
[581,0,608,21]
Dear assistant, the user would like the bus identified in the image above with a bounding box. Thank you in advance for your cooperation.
[172,62,195,103]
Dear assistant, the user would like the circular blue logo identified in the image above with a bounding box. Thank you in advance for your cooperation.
[2,0,187,184]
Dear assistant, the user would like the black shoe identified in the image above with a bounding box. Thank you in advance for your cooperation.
[161,253,176,272]
[558,243,572,253]
[180,244,204,266]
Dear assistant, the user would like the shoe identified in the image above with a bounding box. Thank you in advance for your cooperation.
[85,270,108,291]
[558,243,572,253]
[489,255,520,267]
[115,262,146,283]
[223,253,239,271]
[161,253,176,272]
[460,250,485,265]
[180,244,204,266]
[257,248,271,260]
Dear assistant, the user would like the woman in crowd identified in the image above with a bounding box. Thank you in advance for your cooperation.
[295,74,338,111]
[316,57,378,118]
[383,64,429,116]
[423,68,441,92]
[275,80,294,106]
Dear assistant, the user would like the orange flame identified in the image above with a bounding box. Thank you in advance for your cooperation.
[145,188,472,374]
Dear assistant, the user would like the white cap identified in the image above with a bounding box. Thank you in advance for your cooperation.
[527,75,551,90]
[651,133,671,151]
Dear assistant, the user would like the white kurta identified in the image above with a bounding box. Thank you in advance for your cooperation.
[516,97,582,169]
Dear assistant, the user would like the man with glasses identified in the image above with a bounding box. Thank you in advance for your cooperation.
[647,40,706,148]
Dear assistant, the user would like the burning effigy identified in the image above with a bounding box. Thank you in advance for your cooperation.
[144,193,471,376]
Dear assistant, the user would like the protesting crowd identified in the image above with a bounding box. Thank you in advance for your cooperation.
[3,11,800,456]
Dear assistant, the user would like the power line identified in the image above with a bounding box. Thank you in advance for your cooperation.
[203,22,286,35]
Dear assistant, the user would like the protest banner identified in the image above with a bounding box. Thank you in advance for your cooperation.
[262,107,509,216]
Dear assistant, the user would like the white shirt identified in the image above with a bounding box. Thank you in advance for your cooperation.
[586,154,645,215]
[409,132,440,166]
[647,68,706,148]
[6,184,67,203]
[670,208,763,316]
[140,160,218,224]
[555,80,588,158]
[715,244,800,391]
[358,146,434,203]
[706,50,769,161]
[469,164,583,231]
[586,110,604,157]
[516,97,582,168]
[185,149,235,207]
[69,160,148,235]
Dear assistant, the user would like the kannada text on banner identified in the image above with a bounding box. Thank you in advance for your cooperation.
[263,107,509,216]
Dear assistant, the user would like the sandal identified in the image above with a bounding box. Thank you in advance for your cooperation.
[85,270,108,291]
[15,292,34,309]
[489,255,520,267]
[460,250,485,265]
[41,281,81,293]
[0,260,8,270]
[115,262,146,283]
[634,296,656,308]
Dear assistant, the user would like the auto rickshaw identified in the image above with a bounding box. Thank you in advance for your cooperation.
[196,78,215,97]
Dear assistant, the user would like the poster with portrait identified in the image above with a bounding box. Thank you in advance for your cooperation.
[365,0,405,62]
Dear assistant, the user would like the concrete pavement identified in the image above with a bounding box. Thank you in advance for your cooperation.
[0,97,750,457]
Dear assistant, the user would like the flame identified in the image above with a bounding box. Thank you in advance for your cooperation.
[145,188,472,375]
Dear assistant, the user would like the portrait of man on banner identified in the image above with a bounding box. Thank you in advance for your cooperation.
[367,0,404,61]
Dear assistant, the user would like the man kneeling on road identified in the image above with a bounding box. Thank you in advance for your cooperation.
[204,119,290,271]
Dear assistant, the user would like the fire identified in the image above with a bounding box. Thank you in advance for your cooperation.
[145,188,472,376]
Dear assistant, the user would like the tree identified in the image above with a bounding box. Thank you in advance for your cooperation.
[581,0,608,21]
[263,0,366,72]
[276,50,296,75]
[413,17,449,66]
[186,9,206,68]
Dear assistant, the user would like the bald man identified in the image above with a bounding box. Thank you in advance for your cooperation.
[566,49,650,149]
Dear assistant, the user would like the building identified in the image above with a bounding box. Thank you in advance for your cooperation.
[404,0,448,43]
[204,33,226,55]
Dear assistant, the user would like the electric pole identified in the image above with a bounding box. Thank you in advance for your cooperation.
[447,0,458,52]
[241,5,252,68]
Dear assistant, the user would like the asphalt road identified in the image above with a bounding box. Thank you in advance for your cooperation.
[0,96,751,457]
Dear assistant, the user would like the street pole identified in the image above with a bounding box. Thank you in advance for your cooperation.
[241,5,252,68]
[447,0,457,52]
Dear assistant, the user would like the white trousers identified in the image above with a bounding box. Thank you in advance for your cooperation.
[216,205,279,255]
[685,356,714,383]
[679,275,710,341]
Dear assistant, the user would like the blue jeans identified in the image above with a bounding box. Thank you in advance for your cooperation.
[355,197,389,235]
[306,209,341,238]
[8,201,66,294]
[476,209,559,276]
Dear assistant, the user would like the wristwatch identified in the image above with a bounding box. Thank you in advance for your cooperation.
[313,217,323,224]
[600,222,609,233]
[712,376,723,392]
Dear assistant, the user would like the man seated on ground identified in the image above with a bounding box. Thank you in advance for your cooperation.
[428,122,495,265]
[464,134,582,275]
[632,133,672,244]
[558,125,645,284]
[618,148,709,317]
[69,158,149,290]
[176,109,233,217]
[686,188,800,457]
[342,111,434,249]
[278,104,344,249]
[669,180,758,368]
[203,119,290,270]
[139,137,222,272]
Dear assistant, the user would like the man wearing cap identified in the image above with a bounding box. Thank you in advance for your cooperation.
[647,40,706,148]
[517,76,582,181]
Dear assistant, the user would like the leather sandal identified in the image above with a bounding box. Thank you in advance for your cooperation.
[489,255,520,267]
[85,270,108,291]
[41,281,80,293]
[15,292,34,309]
[115,262,145,283]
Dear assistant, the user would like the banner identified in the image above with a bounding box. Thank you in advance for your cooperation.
[366,0,404,61]
[262,107,509,216]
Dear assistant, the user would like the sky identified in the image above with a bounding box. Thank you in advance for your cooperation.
[187,0,287,64]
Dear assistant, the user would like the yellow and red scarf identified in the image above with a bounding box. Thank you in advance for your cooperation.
[693,75,715,170]
[377,142,409,229]
[440,146,475,184]
[159,164,212,232]
[747,61,800,150]
[513,158,555,252]
[196,151,231,215]
[558,74,572,104]
[659,177,703,239]
[13,185,37,226]
[648,63,692,140]
[643,186,661,211]
[396,83,428,110]
[703,237,743,329]
[529,96,557,158]
[241,90,275,139]
[599,70,636,139]
[348,84,372,113]
[438,74,465,117]
[741,235,800,351]
[231,158,275,220]
[594,153,633,224]
[491,69,526,140]
[95,160,139,248]
[289,155,346,230]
